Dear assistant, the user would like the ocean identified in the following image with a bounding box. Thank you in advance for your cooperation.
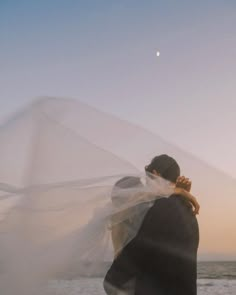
[47,261,236,294]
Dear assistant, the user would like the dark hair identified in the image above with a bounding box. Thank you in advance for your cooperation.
[110,176,143,255]
[145,154,180,183]
[111,176,143,203]
[114,176,142,189]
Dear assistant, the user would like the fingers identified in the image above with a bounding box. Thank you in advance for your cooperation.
[193,205,200,215]
[177,176,189,184]
[181,177,190,185]
[176,176,192,192]
[191,198,200,215]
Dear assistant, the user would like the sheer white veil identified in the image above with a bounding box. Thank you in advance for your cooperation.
[0,97,235,294]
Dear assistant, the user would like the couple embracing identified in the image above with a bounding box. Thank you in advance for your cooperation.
[104,154,200,295]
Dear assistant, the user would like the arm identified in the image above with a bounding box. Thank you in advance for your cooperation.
[174,187,200,215]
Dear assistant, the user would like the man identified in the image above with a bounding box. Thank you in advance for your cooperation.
[104,154,199,295]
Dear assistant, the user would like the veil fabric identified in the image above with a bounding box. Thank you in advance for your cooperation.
[0,97,235,294]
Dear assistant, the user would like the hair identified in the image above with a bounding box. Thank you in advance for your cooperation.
[111,176,143,257]
[145,154,180,183]
[111,176,143,204]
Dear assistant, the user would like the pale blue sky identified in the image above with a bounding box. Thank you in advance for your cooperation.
[1,0,236,177]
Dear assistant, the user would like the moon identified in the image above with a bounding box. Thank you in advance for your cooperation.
[156,51,160,57]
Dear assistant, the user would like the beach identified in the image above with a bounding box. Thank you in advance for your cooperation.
[46,261,236,294]
[47,278,236,295]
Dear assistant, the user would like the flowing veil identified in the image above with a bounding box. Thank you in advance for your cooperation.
[0,97,235,294]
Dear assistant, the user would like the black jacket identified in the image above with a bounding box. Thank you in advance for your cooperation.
[104,194,199,295]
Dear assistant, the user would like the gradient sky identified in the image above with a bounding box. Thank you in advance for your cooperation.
[1,1,236,260]
[1,0,236,178]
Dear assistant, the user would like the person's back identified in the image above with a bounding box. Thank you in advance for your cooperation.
[134,194,199,294]
[104,154,199,295]
[104,194,199,295]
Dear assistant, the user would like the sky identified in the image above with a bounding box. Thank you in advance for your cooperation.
[1,0,236,178]
[1,0,236,260]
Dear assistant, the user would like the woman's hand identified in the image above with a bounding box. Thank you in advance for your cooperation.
[176,176,192,192]
[174,187,200,215]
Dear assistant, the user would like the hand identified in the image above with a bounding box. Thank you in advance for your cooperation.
[174,187,200,215]
[176,176,192,192]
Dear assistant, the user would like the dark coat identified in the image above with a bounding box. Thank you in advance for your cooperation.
[104,194,199,295]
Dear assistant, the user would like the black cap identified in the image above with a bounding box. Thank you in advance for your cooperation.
[145,154,180,183]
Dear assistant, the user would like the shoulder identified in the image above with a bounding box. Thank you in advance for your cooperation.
[152,197,170,210]
[145,197,174,221]
[153,194,193,216]
[169,194,194,210]
[153,195,177,208]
